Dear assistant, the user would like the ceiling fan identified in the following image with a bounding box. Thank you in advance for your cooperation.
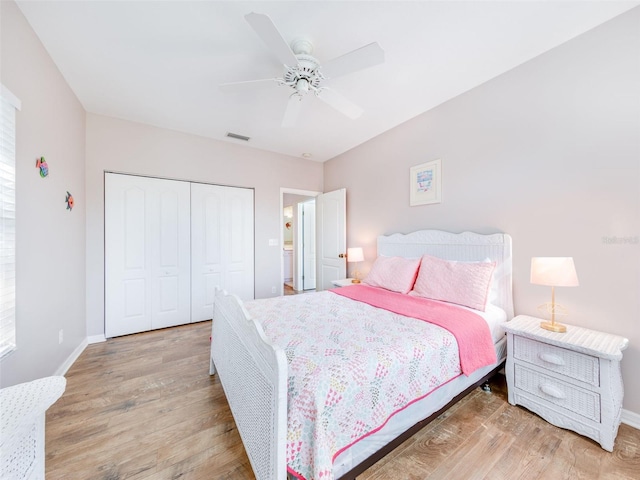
[220,12,385,127]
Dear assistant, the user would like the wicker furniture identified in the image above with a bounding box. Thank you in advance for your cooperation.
[330,278,355,287]
[0,376,66,479]
[505,315,628,451]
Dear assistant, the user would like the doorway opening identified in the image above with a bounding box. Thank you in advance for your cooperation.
[281,188,320,296]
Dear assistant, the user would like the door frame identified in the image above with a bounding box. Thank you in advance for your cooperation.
[280,188,321,296]
[299,200,316,291]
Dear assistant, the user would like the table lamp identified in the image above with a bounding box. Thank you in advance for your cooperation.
[347,247,364,283]
[530,257,579,333]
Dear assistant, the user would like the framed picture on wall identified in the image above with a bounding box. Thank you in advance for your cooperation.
[410,159,441,206]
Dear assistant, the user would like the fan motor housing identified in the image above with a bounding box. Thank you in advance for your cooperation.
[283,54,323,93]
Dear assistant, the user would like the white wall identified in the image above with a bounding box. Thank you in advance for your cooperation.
[324,9,640,414]
[0,1,87,386]
[86,114,323,338]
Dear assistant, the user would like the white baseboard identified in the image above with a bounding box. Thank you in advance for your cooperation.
[87,334,106,344]
[54,338,88,377]
[622,409,640,430]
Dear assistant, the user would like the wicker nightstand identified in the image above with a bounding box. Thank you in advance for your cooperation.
[504,315,629,451]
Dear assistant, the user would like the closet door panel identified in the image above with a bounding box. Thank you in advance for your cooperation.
[124,188,145,270]
[205,274,221,306]
[204,193,223,266]
[159,191,180,266]
[123,279,145,317]
[191,183,225,322]
[106,176,151,337]
[150,180,191,330]
[225,187,254,302]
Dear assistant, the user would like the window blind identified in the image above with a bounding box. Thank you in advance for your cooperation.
[0,86,20,358]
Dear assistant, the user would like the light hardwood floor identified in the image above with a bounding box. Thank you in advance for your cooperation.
[46,321,640,479]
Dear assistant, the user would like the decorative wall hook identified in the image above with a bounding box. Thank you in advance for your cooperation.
[36,157,49,177]
[65,191,74,211]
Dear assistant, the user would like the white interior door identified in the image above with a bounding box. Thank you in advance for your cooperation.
[191,184,254,323]
[315,188,346,291]
[301,201,316,290]
[105,174,191,337]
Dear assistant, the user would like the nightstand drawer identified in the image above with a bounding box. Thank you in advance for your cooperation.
[514,364,601,422]
[513,335,599,386]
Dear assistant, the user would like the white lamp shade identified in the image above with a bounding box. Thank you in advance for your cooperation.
[347,247,364,263]
[530,257,579,287]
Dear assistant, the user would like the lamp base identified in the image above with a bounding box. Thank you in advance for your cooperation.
[351,279,361,284]
[540,321,567,333]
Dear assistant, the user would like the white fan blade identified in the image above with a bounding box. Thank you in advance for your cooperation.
[245,12,299,66]
[282,94,303,128]
[322,42,385,79]
[219,78,278,93]
[317,88,363,119]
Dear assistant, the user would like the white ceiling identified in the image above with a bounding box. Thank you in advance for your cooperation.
[16,1,639,162]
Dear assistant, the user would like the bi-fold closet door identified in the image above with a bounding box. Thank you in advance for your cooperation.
[190,182,254,322]
[105,174,191,337]
[105,173,254,338]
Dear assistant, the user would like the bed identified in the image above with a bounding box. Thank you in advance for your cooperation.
[210,230,514,480]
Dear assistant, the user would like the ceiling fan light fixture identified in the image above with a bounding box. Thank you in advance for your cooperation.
[296,78,310,93]
[291,38,314,55]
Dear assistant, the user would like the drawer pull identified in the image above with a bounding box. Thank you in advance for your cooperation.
[538,352,565,366]
[540,384,566,399]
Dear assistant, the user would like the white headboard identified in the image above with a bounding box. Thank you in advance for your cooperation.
[377,230,514,320]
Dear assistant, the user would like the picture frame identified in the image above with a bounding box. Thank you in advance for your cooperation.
[409,159,441,206]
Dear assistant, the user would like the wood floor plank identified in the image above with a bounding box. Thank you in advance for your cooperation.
[45,321,640,480]
[605,425,640,479]
[489,422,562,479]
[424,424,515,480]
[48,391,229,472]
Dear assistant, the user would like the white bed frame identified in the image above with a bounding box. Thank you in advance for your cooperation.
[210,230,513,480]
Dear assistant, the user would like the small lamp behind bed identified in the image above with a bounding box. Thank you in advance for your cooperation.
[530,257,579,333]
[347,247,364,284]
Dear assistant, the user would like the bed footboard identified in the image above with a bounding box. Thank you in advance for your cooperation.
[210,289,287,480]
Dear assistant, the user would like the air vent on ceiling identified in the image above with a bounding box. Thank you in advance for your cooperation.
[226,132,250,142]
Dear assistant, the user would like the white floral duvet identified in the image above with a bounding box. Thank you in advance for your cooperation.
[243,290,466,480]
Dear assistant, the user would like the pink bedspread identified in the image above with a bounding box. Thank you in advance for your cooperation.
[332,284,497,375]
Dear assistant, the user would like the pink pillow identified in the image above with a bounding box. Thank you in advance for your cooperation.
[410,255,496,311]
[363,256,420,294]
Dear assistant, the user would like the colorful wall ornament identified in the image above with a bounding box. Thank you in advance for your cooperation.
[65,191,74,211]
[36,157,49,177]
